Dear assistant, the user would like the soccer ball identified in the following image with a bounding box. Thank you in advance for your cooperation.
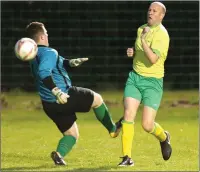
[14,37,38,61]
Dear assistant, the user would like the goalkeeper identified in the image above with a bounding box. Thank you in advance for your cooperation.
[25,22,122,166]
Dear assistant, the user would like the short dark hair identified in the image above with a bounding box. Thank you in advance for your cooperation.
[25,22,45,42]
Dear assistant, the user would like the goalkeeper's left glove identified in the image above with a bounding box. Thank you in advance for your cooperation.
[69,58,89,67]
[52,87,70,104]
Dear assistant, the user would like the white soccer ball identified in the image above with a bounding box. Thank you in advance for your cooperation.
[14,37,38,61]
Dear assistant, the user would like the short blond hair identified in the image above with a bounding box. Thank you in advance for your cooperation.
[151,1,166,14]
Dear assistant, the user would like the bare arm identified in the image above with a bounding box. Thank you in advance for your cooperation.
[141,39,159,64]
[141,27,159,64]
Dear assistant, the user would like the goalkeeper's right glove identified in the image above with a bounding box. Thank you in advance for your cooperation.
[52,87,70,104]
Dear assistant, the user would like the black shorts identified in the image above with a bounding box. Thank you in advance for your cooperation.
[42,86,94,133]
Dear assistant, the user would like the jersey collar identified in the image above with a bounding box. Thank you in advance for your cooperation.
[148,23,161,29]
[37,45,48,47]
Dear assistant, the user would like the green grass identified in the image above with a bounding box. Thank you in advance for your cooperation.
[1,90,199,171]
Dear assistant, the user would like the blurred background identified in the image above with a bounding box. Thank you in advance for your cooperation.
[1,1,199,91]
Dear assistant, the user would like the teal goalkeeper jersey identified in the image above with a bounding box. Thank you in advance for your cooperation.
[30,45,72,102]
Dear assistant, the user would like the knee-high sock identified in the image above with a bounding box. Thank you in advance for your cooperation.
[150,122,167,142]
[93,102,116,133]
[122,120,134,157]
[56,135,76,157]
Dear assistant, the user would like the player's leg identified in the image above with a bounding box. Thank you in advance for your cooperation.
[51,122,79,165]
[118,71,141,166]
[142,106,166,141]
[91,92,119,136]
[92,92,124,138]
[141,78,172,160]
[51,122,78,165]
[142,106,172,160]
[42,101,78,165]
[118,97,140,166]
[66,86,119,137]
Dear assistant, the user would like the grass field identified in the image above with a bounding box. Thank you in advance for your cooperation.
[1,90,199,171]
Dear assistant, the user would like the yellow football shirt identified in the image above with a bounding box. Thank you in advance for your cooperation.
[133,23,170,78]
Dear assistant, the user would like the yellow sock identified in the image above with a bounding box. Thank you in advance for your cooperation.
[150,122,167,142]
[121,120,134,157]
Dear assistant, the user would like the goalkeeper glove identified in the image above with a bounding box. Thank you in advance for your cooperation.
[69,58,88,67]
[52,87,70,104]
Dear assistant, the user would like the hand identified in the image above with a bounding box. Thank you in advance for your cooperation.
[127,48,134,57]
[52,87,70,104]
[141,26,150,40]
[69,57,89,67]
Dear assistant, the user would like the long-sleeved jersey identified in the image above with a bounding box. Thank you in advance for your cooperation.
[30,45,72,102]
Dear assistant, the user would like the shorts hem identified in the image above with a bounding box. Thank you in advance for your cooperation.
[124,95,141,102]
[143,103,159,111]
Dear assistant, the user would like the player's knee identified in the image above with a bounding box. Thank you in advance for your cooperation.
[63,130,79,140]
[63,123,79,140]
[91,92,103,108]
[142,121,154,133]
[124,109,134,121]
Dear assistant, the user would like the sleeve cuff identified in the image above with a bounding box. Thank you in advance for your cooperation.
[42,76,56,90]
[152,49,161,57]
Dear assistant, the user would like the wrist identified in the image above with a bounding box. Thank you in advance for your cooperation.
[141,38,146,42]
[69,59,78,67]
[52,87,60,96]
[69,59,74,67]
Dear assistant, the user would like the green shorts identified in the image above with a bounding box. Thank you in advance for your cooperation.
[124,71,163,110]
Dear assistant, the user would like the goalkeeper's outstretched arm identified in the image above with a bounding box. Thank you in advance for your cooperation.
[64,58,89,68]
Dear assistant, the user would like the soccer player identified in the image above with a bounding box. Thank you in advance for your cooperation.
[118,2,172,166]
[25,22,122,166]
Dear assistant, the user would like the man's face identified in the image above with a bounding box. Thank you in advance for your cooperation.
[147,3,164,26]
[42,26,49,46]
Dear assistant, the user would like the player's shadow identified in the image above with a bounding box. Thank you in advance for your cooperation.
[1,165,48,171]
[71,166,120,171]
[1,153,122,171]
[1,165,120,171]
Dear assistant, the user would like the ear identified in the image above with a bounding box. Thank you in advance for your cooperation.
[40,34,45,40]
[160,13,165,20]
